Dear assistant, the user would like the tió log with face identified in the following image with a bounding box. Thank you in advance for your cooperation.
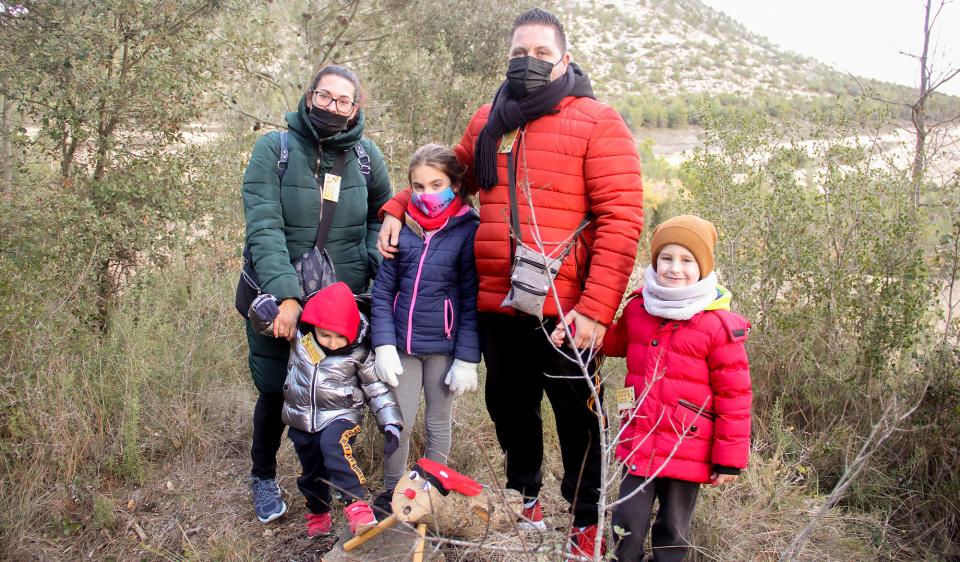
[388,460,523,537]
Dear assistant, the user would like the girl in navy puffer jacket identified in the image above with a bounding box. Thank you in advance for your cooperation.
[370,144,480,510]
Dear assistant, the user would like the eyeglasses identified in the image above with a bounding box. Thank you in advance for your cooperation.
[311,89,357,113]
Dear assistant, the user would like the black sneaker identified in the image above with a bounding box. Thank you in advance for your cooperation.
[372,490,393,518]
[251,476,287,523]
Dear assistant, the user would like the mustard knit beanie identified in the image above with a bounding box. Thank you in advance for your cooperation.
[650,215,719,278]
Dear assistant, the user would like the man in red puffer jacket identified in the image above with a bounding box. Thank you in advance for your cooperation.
[377,9,643,558]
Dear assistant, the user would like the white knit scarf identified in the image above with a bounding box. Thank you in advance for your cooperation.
[641,266,718,320]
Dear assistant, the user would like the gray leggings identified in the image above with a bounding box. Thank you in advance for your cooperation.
[382,353,455,491]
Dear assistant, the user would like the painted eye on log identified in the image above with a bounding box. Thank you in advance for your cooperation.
[409,471,419,480]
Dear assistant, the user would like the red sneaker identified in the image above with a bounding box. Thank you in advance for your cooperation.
[344,500,377,534]
[568,524,606,560]
[304,511,332,537]
[518,497,546,530]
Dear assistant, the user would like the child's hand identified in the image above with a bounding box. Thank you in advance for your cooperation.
[444,360,478,396]
[251,294,280,321]
[709,473,739,487]
[249,294,281,336]
[383,424,401,457]
[550,320,577,347]
[374,345,403,387]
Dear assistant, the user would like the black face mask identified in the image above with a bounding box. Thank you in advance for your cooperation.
[308,105,350,137]
[506,56,559,97]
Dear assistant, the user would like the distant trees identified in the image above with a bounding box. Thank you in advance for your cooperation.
[217,0,527,173]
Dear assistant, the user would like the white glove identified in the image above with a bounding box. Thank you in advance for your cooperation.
[444,359,478,397]
[374,345,403,388]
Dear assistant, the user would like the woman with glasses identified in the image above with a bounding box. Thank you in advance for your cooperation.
[240,65,392,525]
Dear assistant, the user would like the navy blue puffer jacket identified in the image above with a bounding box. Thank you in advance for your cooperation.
[371,207,480,363]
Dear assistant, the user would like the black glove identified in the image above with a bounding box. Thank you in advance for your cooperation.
[383,424,401,457]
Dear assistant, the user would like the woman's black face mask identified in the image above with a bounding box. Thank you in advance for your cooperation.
[506,56,559,97]
[308,105,350,137]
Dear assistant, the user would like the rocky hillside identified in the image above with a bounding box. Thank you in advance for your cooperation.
[555,0,960,131]
[562,0,898,99]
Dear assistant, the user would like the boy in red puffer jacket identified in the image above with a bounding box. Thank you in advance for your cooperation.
[552,214,752,562]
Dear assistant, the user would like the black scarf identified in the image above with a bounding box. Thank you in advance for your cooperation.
[473,62,596,190]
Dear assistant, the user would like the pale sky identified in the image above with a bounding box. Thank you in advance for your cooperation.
[700,0,960,96]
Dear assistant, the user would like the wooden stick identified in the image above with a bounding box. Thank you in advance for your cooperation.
[342,514,398,552]
[412,523,428,562]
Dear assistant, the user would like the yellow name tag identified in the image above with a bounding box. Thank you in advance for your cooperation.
[300,332,326,365]
[322,173,341,202]
[615,387,636,412]
[404,213,425,239]
[498,129,519,154]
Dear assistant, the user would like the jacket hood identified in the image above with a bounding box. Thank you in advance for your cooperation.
[704,285,732,311]
[569,62,596,100]
[301,281,361,344]
[286,94,366,151]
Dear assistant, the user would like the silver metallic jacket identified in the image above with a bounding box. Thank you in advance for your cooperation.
[253,307,403,434]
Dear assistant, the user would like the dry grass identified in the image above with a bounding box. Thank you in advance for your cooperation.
[0,248,944,561]
[689,440,906,562]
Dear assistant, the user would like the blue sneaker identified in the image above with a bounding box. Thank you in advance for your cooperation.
[251,476,287,523]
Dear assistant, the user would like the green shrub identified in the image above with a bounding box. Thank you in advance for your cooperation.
[679,104,959,557]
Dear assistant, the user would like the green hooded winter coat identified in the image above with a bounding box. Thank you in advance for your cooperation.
[242,95,391,395]
[242,95,391,298]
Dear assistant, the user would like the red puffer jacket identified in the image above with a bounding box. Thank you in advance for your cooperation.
[603,292,752,483]
[381,96,643,325]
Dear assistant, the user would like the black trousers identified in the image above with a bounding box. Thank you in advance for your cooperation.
[247,319,290,479]
[611,474,700,562]
[287,419,367,514]
[251,391,286,480]
[480,312,605,527]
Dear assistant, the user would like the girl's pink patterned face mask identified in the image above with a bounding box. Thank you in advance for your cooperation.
[412,187,456,217]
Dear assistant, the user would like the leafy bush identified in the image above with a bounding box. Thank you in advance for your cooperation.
[678,105,959,558]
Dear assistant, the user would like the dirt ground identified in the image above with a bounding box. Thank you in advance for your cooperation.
[35,400,581,562]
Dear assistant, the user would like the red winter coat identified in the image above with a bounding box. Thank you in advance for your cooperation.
[603,292,752,483]
[381,96,644,325]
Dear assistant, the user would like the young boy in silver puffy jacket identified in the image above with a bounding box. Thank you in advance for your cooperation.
[249,281,403,538]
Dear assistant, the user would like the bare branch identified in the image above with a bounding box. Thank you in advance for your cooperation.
[927,67,960,94]
[216,94,284,129]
